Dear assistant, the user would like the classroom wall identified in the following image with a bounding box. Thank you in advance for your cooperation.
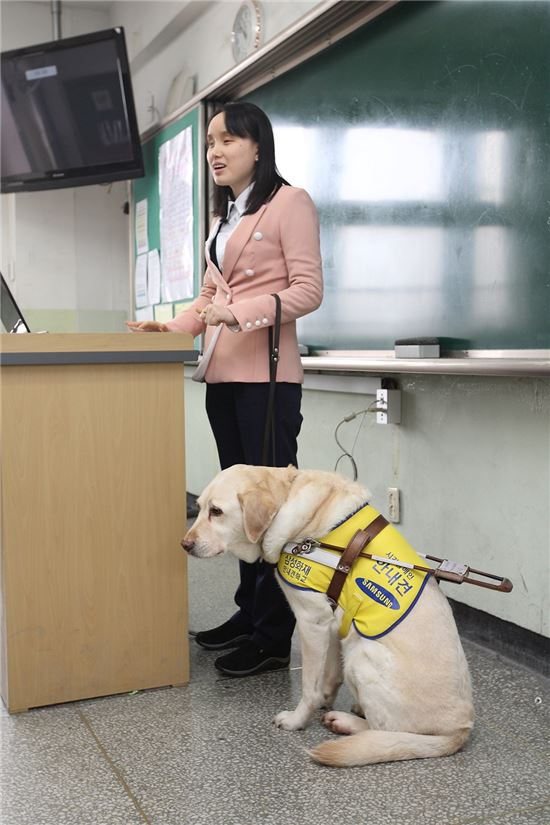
[1,1,320,331]
[0,0,129,332]
[2,2,547,640]
[113,1,319,133]
[183,369,550,639]
[175,1,549,640]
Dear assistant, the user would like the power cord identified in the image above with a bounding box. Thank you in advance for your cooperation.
[333,399,380,481]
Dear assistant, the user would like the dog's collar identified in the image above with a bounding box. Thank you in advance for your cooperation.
[323,499,371,535]
[280,500,372,561]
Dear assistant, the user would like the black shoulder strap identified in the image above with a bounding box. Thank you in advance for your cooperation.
[262,293,282,466]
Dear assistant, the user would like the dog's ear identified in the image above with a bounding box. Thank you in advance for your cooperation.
[238,488,279,544]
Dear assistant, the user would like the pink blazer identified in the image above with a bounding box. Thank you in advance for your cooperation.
[165,185,323,383]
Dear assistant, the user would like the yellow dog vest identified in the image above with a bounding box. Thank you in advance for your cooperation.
[277,503,429,640]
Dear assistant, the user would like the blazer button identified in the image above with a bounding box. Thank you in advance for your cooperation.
[253,231,263,241]
[245,322,252,329]
[245,268,254,276]
[255,320,261,326]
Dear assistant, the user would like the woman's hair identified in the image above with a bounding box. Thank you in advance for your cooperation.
[209,101,289,217]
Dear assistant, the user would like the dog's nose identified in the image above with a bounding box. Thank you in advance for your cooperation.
[181,538,195,553]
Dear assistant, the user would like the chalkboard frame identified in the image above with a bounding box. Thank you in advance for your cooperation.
[244,0,550,354]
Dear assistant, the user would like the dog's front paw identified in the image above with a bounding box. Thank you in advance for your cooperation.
[274,710,305,731]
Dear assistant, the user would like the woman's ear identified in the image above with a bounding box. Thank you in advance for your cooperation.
[238,488,278,544]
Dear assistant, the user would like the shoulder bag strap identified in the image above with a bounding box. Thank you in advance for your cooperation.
[262,293,281,466]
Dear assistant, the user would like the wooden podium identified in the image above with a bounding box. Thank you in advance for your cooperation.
[0,333,196,712]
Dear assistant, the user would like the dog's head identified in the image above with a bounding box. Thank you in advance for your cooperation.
[181,464,298,563]
[181,465,370,565]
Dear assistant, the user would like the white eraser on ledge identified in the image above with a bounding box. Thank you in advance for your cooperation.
[394,338,440,358]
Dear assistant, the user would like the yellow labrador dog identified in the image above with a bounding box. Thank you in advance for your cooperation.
[182,464,474,767]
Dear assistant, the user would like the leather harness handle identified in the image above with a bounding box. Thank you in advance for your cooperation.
[326,514,389,608]
[305,517,513,596]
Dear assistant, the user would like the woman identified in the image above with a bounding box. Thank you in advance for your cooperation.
[128,102,323,677]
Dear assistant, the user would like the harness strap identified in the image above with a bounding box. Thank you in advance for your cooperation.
[326,514,389,608]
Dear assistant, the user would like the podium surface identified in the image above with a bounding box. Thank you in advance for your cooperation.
[0,333,196,712]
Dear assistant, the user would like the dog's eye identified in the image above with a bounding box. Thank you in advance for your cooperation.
[209,505,223,518]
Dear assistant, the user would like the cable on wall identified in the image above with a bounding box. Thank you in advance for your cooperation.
[333,399,380,481]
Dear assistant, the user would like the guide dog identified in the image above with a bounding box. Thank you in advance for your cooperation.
[182,464,474,767]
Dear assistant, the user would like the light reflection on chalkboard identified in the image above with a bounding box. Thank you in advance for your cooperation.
[273,125,314,190]
[335,225,444,291]
[271,120,519,347]
[475,131,507,204]
[339,128,444,202]
[333,225,445,331]
[274,124,509,207]
[472,226,513,328]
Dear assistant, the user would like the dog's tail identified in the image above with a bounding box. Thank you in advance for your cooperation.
[308,727,471,767]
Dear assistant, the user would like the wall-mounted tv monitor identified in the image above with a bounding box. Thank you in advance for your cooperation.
[1,27,144,193]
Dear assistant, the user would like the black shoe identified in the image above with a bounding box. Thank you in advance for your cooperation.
[215,640,290,677]
[195,619,253,651]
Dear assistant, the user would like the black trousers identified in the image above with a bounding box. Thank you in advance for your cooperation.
[205,382,302,651]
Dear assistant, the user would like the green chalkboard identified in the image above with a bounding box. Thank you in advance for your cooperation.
[247,1,550,350]
[132,105,201,314]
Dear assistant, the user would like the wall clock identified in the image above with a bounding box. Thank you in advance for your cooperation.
[231,0,263,63]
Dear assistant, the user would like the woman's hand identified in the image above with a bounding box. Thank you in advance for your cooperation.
[199,305,237,326]
[126,320,169,332]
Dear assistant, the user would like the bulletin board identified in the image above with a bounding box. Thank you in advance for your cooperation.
[131,105,202,323]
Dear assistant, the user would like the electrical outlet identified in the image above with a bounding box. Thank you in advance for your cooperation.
[376,389,401,424]
[388,487,400,522]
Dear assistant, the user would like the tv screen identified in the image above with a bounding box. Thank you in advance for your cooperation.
[1,27,144,192]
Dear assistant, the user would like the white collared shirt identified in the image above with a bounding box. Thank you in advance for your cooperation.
[215,181,255,271]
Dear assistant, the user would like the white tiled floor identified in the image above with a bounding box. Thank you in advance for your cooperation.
[1,553,549,825]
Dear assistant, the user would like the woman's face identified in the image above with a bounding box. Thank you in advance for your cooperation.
[206,112,258,198]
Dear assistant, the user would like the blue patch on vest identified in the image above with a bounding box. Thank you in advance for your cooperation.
[355,578,400,610]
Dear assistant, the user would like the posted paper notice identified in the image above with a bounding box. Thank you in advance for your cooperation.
[135,199,149,255]
[159,127,194,302]
[147,249,161,306]
[134,253,148,308]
